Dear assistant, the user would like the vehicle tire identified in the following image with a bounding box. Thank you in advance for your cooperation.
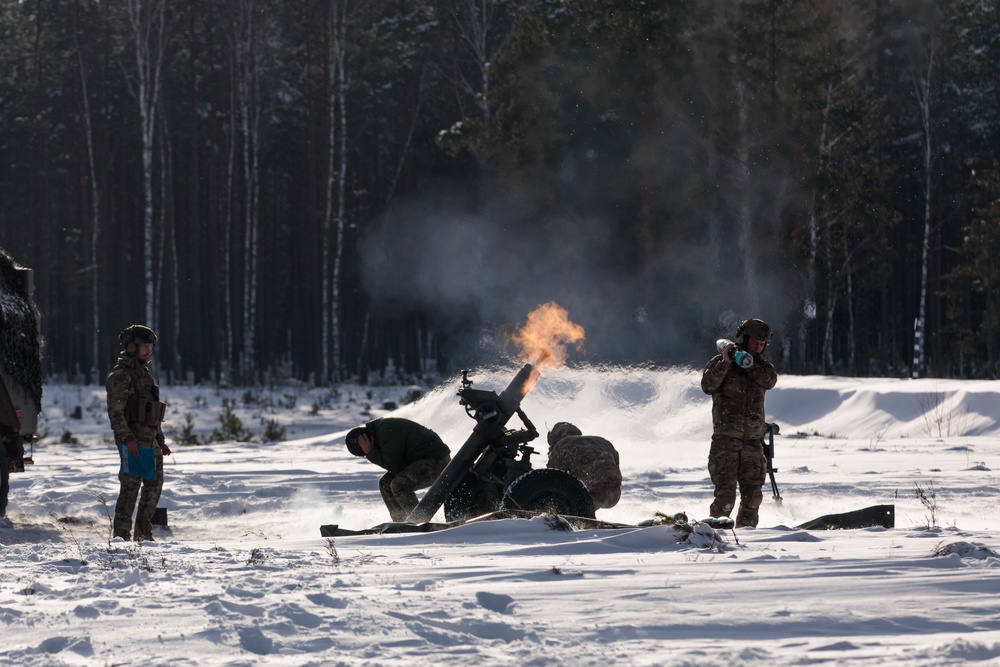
[500,468,596,519]
[0,438,9,518]
[443,472,499,523]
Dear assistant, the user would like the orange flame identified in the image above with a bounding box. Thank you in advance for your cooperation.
[511,302,586,372]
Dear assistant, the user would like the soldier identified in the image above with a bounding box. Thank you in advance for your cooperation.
[701,317,777,528]
[545,422,622,509]
[106,325,170,541]
[345,417,451,522]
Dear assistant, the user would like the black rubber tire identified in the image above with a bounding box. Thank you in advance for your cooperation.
[500,468,596,519]
[443,472,500,523]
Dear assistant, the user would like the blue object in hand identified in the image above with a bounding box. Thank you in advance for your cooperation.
[716,339,754,369]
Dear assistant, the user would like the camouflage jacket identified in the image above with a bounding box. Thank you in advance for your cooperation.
[106,354,165,449]
[364,417,450,474]
[700,352,777,440]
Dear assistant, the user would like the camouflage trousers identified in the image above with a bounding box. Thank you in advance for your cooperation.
[113,446,164,541]
[379,456,450,522]
[707,435,766,528]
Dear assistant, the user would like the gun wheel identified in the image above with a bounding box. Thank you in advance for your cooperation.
[443,472,499,523]
[501,468,596,519]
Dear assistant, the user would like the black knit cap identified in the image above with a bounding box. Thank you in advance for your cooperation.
[345,426,368,456]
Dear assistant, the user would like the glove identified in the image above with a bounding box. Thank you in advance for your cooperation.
[720,343,735,364]
[160,442,172,456]
[124,438,139,457]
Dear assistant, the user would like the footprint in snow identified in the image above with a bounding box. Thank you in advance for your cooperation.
[475,591,514,615]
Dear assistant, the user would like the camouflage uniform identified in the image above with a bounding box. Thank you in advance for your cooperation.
[106,333,167,541]
[546,422,622,509]
[361,417,451,522]
[701,324,777,528]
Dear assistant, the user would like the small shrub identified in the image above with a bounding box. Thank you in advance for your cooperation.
[261,419,286,443]
[175,413,202,446]
[210,398,253,442]
[402,388,424,405]
[915,481,939,528]
[94,494,159,571]
[326,538,340,566]
[310,388,341,413]
[919,391,970,438]
[246,548,268,566]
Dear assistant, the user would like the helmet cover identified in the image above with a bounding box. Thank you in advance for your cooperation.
[737,318,772,345]
[119,324,158,353]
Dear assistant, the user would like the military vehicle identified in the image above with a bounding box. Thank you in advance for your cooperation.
[0,247,42,518]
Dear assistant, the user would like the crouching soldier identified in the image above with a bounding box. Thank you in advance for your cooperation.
[546,422,622,509]
[345,417,451,522]
[106,325,170,541]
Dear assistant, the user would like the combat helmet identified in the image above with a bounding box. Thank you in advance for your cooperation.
[119,324,158,356]
[736,318,772,348]
[547,422,582,447]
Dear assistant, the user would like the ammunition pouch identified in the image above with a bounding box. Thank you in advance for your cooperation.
[127,396,167,427]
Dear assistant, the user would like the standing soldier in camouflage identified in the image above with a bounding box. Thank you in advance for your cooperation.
[345,417,451,522]
[106,325,170,541]
[701,318,777,528]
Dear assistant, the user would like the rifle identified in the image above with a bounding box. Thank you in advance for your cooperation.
[763,422,782,504]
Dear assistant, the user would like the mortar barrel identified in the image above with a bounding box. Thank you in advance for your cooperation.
[405,363,538,524]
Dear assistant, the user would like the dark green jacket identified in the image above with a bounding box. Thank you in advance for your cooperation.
[701,352,777,440]
[364,417,450,474]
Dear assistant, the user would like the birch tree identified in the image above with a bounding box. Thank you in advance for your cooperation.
[910,36,935,378]
[442,0,532,189]
[321,0,349,382]
[72,0,103,381]
[222,0,272,378]
[124,0,170,330]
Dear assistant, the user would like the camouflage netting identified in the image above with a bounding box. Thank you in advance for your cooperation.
[546,422,622,509]
[0,246,42,408]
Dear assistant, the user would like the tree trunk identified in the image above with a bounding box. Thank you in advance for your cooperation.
[912,39,935,378]
[331,22,348,382]
[228,0,263,378]
[125,0,168,331]
[844,241,856,373]
[822,215,836,372]
[735,79,758,312]
[800,82,834,373]
[73,1,102,382]
[322,0,353,382]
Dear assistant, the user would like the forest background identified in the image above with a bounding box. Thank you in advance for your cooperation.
[1,0,998,386]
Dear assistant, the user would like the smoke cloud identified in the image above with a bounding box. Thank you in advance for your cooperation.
[361,115,805,369]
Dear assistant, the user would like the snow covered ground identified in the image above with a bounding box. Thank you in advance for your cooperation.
[2,364,1000,666]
